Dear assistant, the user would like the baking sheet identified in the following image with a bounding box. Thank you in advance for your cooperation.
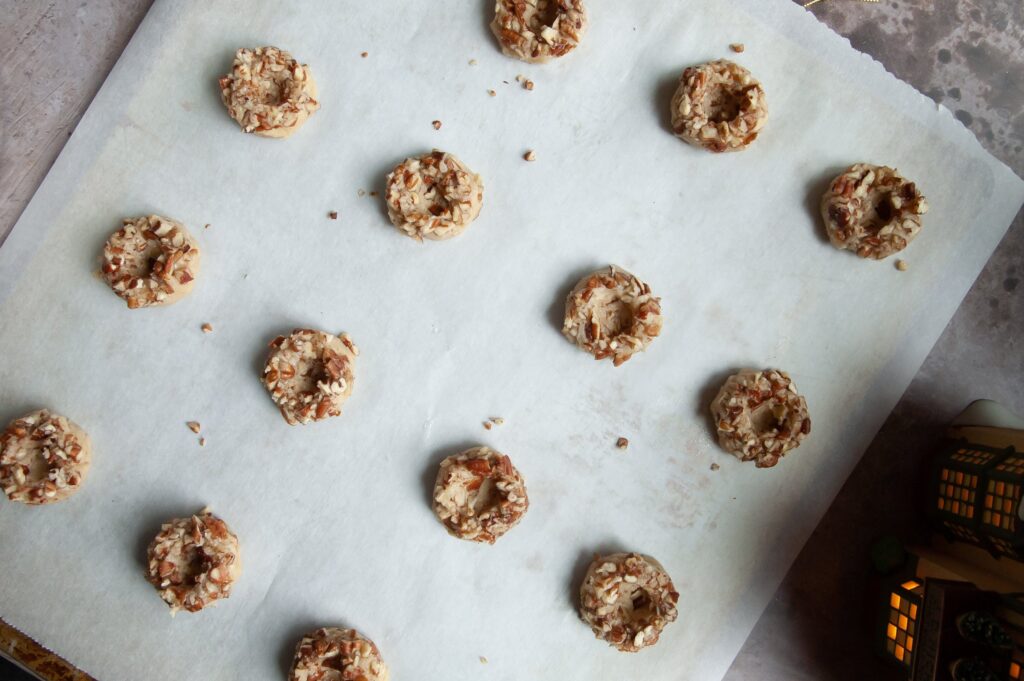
[0,1,1021,679]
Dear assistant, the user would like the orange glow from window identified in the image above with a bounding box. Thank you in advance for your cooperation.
[890,593,900,608]
[900,580,920,590]
[895,644,905,661]
[887,623,897,640]
[898,614,908,630]
[909,604,917,619]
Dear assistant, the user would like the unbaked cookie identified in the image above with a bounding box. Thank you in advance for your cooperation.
[145,509,241,614]
[432,446,528,544]
[491,0,587,63]
[289,627,389,681]
[0,410,91,505]
[562,266,662,366]
[821,163,928,259]
[219,46,319,138]
[384,150,484,241]
[710,369,810,468]
[671,59,767,153]
[262,329,358,426]
[579,552,679,652]
[100,215,200,309]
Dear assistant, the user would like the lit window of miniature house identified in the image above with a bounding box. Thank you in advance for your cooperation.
[885,579,924,668]
[985,455,1024,560]
[930,441,1024,560]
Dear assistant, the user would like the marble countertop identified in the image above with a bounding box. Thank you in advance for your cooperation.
[1,2,1021,679]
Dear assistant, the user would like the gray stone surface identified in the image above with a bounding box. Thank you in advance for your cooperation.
[0,2,1020,680]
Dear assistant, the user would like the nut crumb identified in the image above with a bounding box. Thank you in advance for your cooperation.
[432,120,442,130]
[710,463,721,471]
[491,417,505,426]
[199,437,206,447]
[525,80,534,91]
[616,437,629,450]
[357,189,366,197]
[204,223,211,230]
[479,656,488,664]
[469,59,478,66]
[896,259,909,271]
[523,150,536,162]
[328,211,338,220]
[369,191,378,197]
[187,421,201,434]
[201,323,213,334]
[487,89,497,97]
[360,51,368,58]
[730,43,745,53]
[483,421,493,430]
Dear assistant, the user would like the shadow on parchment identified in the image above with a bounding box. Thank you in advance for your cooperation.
[544,263,609,340]
[361,154,404,234]
[804,164,848,247]
[0,402,48,430]
[131,499,208,576]
[565,541,631,613]
[694,365,757,444]
[653,67,682,138]
[480,0,497,54]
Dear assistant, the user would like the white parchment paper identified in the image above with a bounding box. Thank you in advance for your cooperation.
[0,1,1021,679]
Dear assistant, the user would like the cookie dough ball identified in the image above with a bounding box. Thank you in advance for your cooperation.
[145,509,241,614]
[671,59,768,153]
[432,446,528,544]
[289,627,389,681]
[821,163,928,259]
[710,369,810,468]
[384,150,484,241]
[562,265,663,366]
[100,215,200,309]
[262,329,359,426]
[0,410,91,505]
[218,46,320,138]
[579,552,679,652]
[491,0,587,63]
